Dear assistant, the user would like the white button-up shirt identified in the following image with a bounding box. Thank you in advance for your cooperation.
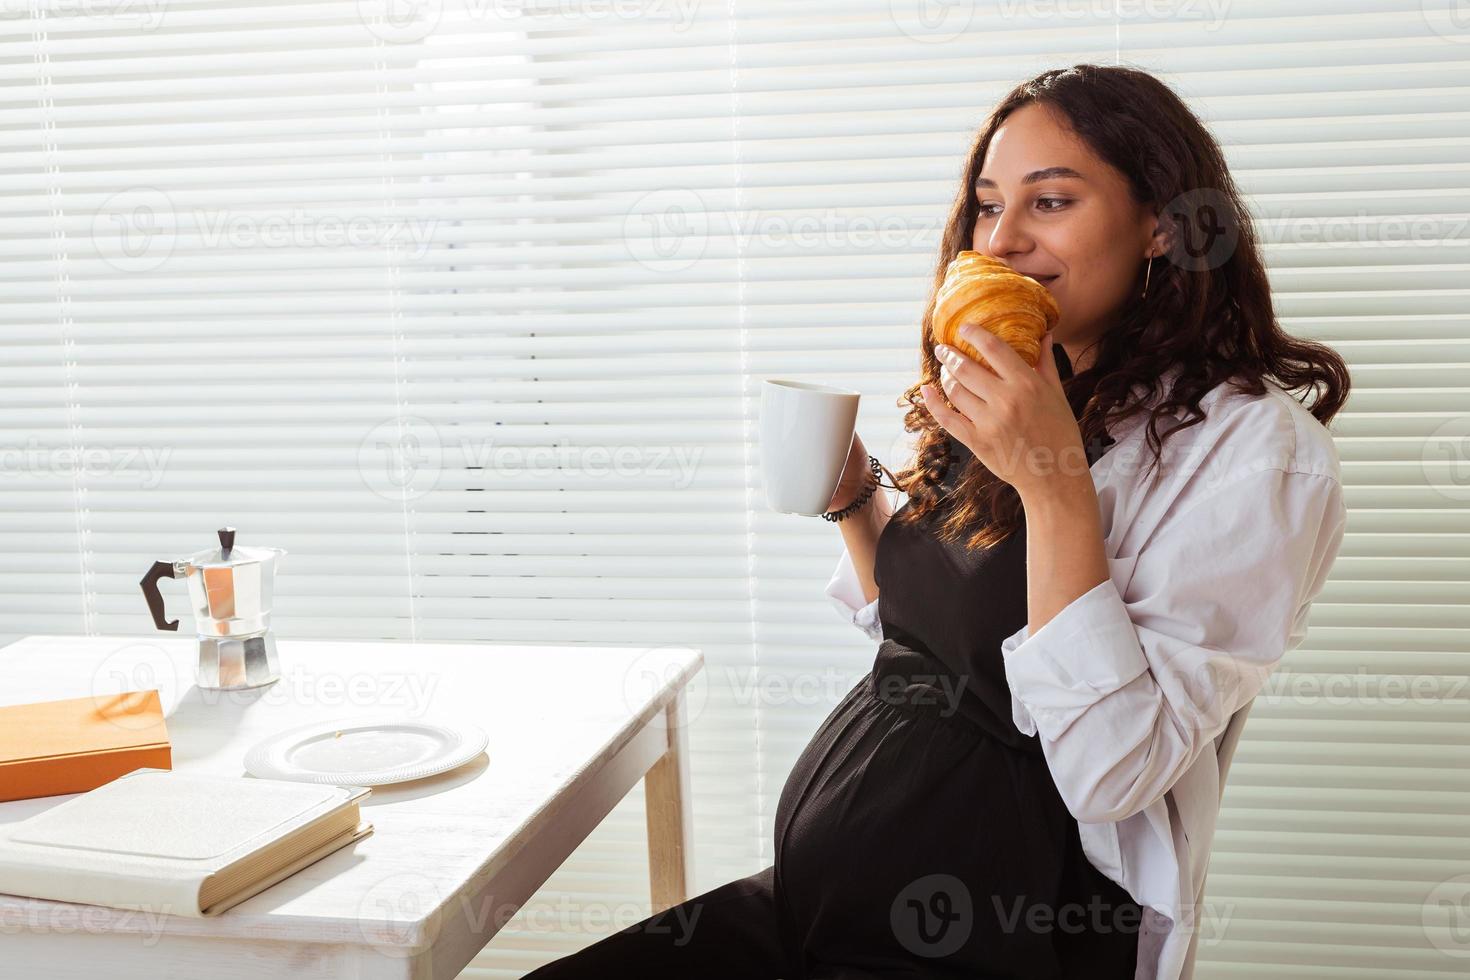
[824,368,1348,980]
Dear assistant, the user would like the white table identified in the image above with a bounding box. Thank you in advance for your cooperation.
[0,634,703,979]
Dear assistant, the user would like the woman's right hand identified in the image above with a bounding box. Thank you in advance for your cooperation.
[826,432,872,512]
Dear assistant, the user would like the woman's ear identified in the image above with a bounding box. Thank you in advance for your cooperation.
[1147,206,1177,258]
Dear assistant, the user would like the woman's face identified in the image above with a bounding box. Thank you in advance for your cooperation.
[970,102,1165,372]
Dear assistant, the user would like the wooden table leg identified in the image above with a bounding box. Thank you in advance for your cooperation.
[644,688,693,913]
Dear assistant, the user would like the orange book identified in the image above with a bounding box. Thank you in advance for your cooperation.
[0,691,172,803]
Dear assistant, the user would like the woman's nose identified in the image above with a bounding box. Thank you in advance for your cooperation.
[984,207,1032,258]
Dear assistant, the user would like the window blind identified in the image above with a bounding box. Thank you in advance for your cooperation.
[3,2,753,975]
[2,1,1466,977]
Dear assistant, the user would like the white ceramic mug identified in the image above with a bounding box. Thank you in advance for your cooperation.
[759,379,861,516]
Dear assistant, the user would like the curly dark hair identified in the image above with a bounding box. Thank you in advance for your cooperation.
[890,63,1351,550]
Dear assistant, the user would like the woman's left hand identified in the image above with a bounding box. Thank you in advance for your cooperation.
[921,326,1088,501]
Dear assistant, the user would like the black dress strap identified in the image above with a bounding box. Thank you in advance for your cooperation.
[870,340,1113,753]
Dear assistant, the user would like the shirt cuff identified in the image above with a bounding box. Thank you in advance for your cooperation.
[1000,577,1150,741]
[825,546,883,641]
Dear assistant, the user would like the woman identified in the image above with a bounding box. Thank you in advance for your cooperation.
[527,63,1349,980]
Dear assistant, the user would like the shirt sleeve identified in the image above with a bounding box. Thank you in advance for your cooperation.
[1000,464,1347,824]
[825,545,883,641]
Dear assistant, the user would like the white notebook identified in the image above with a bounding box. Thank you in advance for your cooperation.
[0,768,372,917]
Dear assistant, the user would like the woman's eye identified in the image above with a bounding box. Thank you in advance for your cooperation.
[977,198,1069,217]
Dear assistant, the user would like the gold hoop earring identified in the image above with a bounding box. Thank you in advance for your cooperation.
[1141,253,1156,300]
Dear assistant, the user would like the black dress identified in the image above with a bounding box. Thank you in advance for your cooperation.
[771,349,1140,979]
[525,347,1141,980]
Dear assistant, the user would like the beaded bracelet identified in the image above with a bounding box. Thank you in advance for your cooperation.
[821,454,885,523]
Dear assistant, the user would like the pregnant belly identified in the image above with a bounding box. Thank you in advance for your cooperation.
[773,670,1079,975]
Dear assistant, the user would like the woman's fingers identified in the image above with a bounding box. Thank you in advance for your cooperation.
[935,342,998,404]
[921,382,972,442]
[957,326,1022,383]
[938,363,985,420]
[935,342,996,425]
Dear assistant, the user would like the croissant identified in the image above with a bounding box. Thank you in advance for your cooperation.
[929,250,1060,372]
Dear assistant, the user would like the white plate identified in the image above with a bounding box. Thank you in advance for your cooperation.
[243,715,488,786]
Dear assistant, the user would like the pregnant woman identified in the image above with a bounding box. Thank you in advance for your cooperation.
[527,63,1349,980]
